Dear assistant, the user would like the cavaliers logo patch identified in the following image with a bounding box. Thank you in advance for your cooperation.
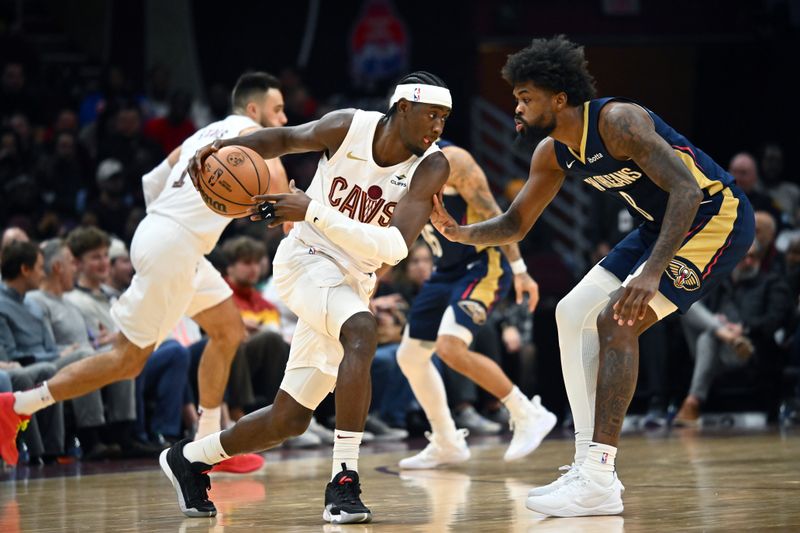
[226,151,246,166]
[458,300,488,325]
[666,259,701,291]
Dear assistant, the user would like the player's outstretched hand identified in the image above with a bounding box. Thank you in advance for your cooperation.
[250,179,311,228]
[430,191,463,242]
[187,139,223,190]
[612,272,659,326]
[513,272,540,312]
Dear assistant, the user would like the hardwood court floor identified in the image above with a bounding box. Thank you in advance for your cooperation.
[1,429,799,532]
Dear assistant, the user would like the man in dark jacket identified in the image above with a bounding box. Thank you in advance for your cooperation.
[675,241,792,424]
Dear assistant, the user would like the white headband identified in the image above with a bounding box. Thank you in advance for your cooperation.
[389,83,452,110]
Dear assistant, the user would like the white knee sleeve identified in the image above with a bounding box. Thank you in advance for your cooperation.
[396,328,456,437]
[555,264,621,464]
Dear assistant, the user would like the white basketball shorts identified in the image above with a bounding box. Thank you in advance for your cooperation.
[273,236,372,382]
[111,213,232,348]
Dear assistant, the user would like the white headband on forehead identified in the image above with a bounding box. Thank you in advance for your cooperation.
[389,83,452,110]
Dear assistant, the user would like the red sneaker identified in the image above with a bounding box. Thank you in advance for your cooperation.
[0,392,31,466]
[210,453,265,474]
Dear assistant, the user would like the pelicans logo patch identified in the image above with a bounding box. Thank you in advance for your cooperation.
[458,300,488,325]
[666,259,701,291]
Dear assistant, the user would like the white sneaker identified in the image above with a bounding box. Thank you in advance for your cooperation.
[528,464,579,497]
[525,467,624,517]
[307,417,335,445]
[504,395,557,461]
[398,429,470,469]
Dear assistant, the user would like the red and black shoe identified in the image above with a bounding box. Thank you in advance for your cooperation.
[322,463,372,524]
[0,392,30,466]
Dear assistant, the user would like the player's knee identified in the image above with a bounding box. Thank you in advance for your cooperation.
[396,337,433,374]
[555,292,582,332]
[595,304,619,337]
[279,410,312,438]
[340,312,378,354]
[209,319,246,350]
[434,336,468,369]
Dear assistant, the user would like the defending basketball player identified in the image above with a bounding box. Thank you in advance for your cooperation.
[158,71,452,524]
[0,72,289,472]
[396,140,557,470]
[430,36,754,517]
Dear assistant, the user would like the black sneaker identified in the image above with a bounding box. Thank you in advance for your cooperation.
[159,439,217,517]
[323,463,372,524]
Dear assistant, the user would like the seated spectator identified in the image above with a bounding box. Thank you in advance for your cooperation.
[143,90,196,154]
[754,210,782,274]
[674,242,792,425]
[729,152,781,224]
[760,142,800,228]
[63,227,160,457]
[221,236,321,448]
[0,240,64,463]
[103,237,134,298]
[26,239,136,459]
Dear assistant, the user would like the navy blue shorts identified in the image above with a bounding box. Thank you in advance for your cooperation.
[407,249,512,341]
[600,187,755,313]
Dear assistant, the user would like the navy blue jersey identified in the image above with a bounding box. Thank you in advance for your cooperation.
[553,98,735,228]
[421,139,507,273]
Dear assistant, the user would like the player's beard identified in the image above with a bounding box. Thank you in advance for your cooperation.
[513,113,555,152]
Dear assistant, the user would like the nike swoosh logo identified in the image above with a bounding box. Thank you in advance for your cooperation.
[336,435,354,439]
[314,217,319,223]
[566,160,576,169]
[699,200,712,205]
[346,151,367,162]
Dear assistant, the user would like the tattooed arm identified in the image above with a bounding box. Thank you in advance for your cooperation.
[599,102,703,325]
[441,145,540,311]
[431,138,565,246]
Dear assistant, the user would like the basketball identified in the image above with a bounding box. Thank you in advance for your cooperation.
[198,145,271,218]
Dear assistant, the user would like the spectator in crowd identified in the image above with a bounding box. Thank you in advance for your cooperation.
[0,240,64,463]
[26,239,136,459]
[104,237,134,298]
[221,236,325,448]
[1,62,40,125]
[34,130,92,219]
[143,90,196,154]
[760,142,800,227]
[729,152,780,222]
[674,242,793,425]
[96,100,164,200]
[754,210,782,274]
[83,159,134,238]
[63,227,160,456]
[1,226,28,249]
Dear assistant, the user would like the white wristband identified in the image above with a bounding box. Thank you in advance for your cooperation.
[510,258,527,275]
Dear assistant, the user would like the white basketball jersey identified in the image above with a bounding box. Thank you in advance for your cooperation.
[148,114,259,252]
[291,109,441,277]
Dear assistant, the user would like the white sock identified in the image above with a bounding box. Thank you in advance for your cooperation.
[396,335,458,441]
[501,385,530,421]
[195,405,221,440]
[582,441,616,484]
[555,266,618,465]
[183,431,230,465]
[13,382,55,416]
[332,429,362,479]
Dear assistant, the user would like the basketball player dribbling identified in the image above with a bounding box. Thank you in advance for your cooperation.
[0,72,289,473]
[430,36,754,517]
[159,71,452,525]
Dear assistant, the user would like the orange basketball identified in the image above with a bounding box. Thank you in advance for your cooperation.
[198,145,271,218]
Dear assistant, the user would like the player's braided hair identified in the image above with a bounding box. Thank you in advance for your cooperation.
[502,35,597,105]
[386,71,448,116]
